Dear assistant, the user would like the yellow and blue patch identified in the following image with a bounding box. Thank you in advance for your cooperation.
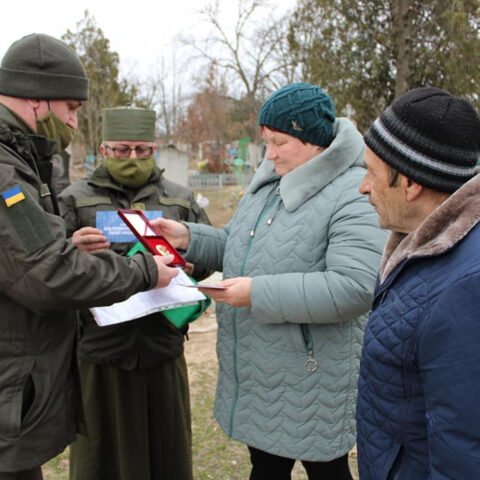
[1,185,26,207]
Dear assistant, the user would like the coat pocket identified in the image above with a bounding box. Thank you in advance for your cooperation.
[287,324,319,373]
[20,368,41,429]
[0,357,35,438]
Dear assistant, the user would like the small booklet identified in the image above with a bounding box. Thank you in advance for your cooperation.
[179,283,227,290]
[90,269,206,327]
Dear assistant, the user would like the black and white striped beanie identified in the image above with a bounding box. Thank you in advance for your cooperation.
[364,87,480,193]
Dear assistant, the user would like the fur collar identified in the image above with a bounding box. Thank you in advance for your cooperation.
[380,174,480,283]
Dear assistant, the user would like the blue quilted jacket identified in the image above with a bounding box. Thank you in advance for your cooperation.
[357,174,480,479]
[186,118,386,461]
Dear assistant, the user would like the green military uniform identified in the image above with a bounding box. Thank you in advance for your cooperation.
[58,163,210,480]
[0,105,158,473]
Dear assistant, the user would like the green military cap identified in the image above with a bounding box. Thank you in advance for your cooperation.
[0,33,88,100]
[102,106,156,141]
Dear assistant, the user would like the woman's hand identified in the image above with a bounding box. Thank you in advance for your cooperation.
[72,227,110,253]
[150,217,190,250]
[199,277,252,307]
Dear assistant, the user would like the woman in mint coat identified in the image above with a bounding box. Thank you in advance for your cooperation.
[154,83,386,480]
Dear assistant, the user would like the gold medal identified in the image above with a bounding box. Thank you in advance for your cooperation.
[156,244,170,256]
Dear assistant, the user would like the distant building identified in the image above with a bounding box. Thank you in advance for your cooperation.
[155,144,189,187]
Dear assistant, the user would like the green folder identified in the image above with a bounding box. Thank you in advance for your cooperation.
[127,242,211,329]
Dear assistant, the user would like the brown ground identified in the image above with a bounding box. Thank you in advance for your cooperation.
[185,308,218,375]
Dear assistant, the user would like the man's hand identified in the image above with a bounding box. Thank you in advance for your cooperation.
[150,218,190,250]
[198,277,252,307]
[153,255,180,288]
[72,227,110,253]
[183,262,195,276]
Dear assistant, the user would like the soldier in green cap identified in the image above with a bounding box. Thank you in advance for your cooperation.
[58,106,211,480]
[0,35,179,480]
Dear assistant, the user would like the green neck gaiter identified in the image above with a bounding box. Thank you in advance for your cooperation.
[36,111,75,153]
[104,156,155,188]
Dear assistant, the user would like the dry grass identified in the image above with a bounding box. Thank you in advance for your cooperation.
[199,186,244,228]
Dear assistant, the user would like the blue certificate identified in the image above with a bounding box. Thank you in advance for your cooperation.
[96,210,163,243]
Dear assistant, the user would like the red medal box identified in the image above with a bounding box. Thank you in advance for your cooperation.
[118,209,186,267]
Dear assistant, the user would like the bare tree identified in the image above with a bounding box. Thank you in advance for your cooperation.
[181,0,299,141]
[131,51,188,144]
[177,61,244,171]
[63,10,139,155]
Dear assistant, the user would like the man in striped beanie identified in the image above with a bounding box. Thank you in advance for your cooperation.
[364,87,478,194]
[356,87,480,480]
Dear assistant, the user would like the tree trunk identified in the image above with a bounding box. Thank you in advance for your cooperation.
[392,0,414,97]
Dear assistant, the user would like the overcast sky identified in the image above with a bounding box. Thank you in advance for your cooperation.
[2,0,297,77]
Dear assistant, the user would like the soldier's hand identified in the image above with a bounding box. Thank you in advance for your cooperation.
[153,255,180,288]
[183,262,195,275]
[72,226,110,253]
[150,218,190,250]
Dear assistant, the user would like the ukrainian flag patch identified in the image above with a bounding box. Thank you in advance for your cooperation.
[1,185,26,207]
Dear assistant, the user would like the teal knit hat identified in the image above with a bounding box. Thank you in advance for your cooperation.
[0,33,88,100]
[258,82,336,147]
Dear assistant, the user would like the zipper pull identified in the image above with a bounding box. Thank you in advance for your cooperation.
[40,183,51,197]
[304,350,318,373]
[266,218,272,225]
[250,229,255,237]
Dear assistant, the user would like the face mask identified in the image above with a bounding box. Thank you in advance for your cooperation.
[36,111,75,153]
[104,156,155,188]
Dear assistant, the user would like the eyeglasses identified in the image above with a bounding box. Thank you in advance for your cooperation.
[104,144,154,159]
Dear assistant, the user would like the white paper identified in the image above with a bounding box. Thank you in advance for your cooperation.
[90,269,206,327]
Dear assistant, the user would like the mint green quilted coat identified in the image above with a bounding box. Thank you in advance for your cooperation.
[186,118,386,461]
